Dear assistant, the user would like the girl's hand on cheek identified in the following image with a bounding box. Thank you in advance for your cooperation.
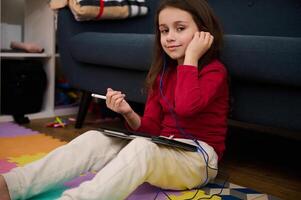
[106,88,133,115]
[184,31,214,66]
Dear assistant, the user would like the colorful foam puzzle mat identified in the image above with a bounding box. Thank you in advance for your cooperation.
[0,122,280,200]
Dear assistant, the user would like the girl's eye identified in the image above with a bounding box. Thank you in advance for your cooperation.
[177,27,185,32]
[160,29,168,34]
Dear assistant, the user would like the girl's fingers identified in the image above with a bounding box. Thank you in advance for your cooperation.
[112,93,125,106]
[114,95,125,108]
[200,31,205,40]
[192,32,199,42]
[106,88,113,99]
[106,88,113,104]
[111,92,121,101]
[209,35,214,46]
[108,91,121,104]
[105,88,127,113]
[200,32,213,48]
[204,32,210,41]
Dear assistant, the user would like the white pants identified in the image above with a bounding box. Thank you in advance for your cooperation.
[3,130,218,200]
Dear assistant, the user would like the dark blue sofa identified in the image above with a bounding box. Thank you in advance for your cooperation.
[57,0,301,138]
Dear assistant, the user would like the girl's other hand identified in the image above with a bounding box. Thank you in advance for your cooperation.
[184,31,214,66]
[106,88,133,115]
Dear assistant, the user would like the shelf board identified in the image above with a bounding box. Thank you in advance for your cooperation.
[54,106,78,116]
[0,107,78,122]
[0,110,53,122]
[0,52,51,58]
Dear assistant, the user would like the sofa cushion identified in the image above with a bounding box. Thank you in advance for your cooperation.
[69,32,154,71]
[71,33,301,87]
[221,35,301,87]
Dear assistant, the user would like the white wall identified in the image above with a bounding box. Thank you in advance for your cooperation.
[1,0,24,25]
[1,0,24,48]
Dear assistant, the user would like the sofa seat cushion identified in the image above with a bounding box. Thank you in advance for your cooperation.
[221,35,301,87]
[69,32,154,71]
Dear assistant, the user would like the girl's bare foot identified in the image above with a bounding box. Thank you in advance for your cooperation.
[0,175,11,200]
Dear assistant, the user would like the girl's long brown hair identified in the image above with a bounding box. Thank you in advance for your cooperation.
[145,0,223,92]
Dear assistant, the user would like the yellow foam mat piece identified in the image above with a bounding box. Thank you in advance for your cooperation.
[0,134,67,159]
[8,152,47,167]
[169,190,221,200]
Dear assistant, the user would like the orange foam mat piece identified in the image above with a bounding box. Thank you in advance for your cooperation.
[0,134,67,159]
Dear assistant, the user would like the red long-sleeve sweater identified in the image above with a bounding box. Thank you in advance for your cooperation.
[134,59,229,159]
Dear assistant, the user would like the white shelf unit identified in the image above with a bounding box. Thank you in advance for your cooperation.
[0,52,51,58]
[0,0,78,122]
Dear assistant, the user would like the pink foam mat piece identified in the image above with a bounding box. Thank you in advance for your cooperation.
[0,159,17,173]
[0,122,38,137]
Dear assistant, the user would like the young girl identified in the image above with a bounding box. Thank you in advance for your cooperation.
[0,0,228,199]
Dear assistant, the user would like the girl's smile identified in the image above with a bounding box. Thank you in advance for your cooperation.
[166,44,182,51]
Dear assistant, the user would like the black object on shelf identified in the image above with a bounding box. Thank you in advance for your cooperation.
[1,59,47,124]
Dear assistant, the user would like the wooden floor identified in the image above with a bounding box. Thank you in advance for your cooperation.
[24,114,301,200]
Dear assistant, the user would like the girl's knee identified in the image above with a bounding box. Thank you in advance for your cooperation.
[127,138,159,156]
[75,130,98,139]
[69,130,106,146]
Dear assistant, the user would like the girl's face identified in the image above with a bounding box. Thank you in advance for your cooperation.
[158,7,199,64]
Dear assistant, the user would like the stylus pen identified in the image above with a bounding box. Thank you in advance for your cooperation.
[91,93,106,100]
